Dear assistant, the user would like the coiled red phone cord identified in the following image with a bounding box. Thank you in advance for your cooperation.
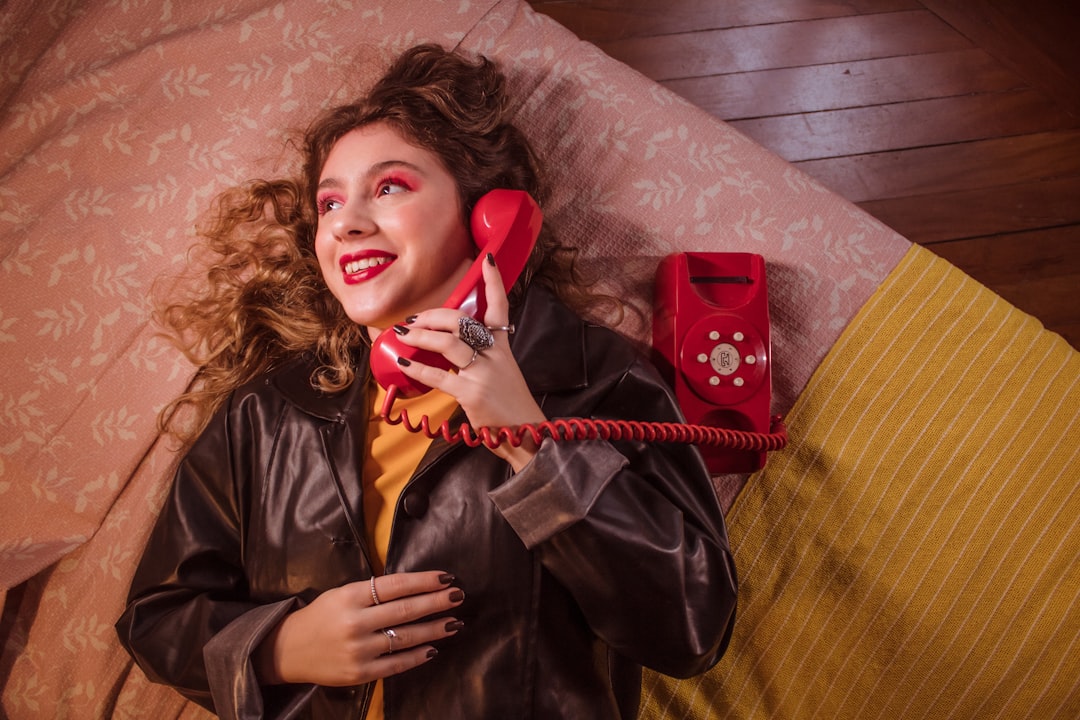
[380,384,788,452]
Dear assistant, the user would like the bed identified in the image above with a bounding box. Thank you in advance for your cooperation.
[2,1,1076,718]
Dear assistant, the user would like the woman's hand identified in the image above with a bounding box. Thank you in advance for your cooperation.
[389,254,547,471]
[255,570,463,687]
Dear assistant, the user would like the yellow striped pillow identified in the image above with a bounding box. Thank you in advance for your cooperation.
[642,245,1080,719]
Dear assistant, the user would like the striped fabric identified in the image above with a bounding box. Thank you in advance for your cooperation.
[641,245,1080,719]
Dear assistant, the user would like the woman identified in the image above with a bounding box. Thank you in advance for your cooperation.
[116,44,737,719]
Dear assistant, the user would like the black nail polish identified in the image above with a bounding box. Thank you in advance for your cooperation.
[445,620,465,632]
[438,573,455,585]
[405,314,417,324]
[427,648,439,659]
[392,324,409,335]
[449,590,464,603]
[397,357,411,367]
[486,252,495,266]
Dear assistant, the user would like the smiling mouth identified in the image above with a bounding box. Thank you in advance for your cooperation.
[343,256,392,275]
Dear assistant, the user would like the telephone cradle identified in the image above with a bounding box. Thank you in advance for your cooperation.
[373,189,787,474]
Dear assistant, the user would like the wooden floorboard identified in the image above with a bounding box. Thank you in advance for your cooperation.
[796,129,1080,203]
[530,0,924,43]
[859,175,1080,243]
[729,90,1080,161]
[932,225,1080,289]
[933,225,1080,339]
[665,48,1025,120]
[528,0,1080,348]
[920,0,1080,115]
[595,11,970,80]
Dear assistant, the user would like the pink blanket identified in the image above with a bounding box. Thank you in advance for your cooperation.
[0,1,908,716]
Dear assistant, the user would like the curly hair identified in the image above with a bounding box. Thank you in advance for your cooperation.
[158,44,605,444]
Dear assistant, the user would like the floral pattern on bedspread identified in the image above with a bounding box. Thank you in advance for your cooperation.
[0,1,908,716]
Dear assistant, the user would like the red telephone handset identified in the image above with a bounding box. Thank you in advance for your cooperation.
[369,189,542,397]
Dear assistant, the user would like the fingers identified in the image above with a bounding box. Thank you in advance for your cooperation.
[385,254,545,469]
[358,574,465,682]
[390,254,510,374]
[363,644,438,680]
[258,587,461,686]
[390,315,511,412]
[359,613,462,681]
[370,570,456,606]
[366,572,464,628]
[375,616,465,658]
[390,319,477,372]
[480,251,510,327]
[273,571,463,687]
[316,612,461,687]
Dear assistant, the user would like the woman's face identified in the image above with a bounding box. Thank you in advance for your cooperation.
[314,122,474,335]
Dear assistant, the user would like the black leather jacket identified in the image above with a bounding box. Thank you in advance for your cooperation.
[116,286,736,719]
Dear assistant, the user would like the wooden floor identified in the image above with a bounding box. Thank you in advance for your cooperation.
[529,0,1080,349]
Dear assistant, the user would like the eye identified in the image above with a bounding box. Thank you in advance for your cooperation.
[317,196,343,215]
[377,176,411,196]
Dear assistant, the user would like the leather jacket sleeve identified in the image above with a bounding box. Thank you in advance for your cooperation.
[489,346,737,679]
[114,392,317,720]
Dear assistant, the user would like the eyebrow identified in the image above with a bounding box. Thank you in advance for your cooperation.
[317,159,425,191]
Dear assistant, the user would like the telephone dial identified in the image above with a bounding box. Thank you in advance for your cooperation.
[374,189,787,473]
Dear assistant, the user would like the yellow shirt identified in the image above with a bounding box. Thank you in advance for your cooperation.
[361,381,458,719]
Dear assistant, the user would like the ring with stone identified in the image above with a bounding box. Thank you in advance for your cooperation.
[383,627,399,653]
[458,316,495,352]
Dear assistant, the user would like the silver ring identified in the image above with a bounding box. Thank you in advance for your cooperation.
[459,348,479,370]
[487,324,514,334]
[370,576,380,606]
[383,627,399,653]
[458,316,495,352]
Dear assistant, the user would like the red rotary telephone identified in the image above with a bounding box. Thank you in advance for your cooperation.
[653,252,779,473]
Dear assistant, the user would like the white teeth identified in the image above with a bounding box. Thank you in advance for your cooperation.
[344,257,391,274]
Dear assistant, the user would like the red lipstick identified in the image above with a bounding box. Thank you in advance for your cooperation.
[340,251,395,285]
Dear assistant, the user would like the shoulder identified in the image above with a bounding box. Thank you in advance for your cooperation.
[226,352,365,423]
[515,285,676,416]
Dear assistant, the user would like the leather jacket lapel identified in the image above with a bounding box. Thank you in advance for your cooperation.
[511,286,589,394]
[264,286,595,543]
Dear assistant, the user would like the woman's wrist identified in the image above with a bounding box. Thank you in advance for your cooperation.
[253,617,290,685]
[503,435,542,473]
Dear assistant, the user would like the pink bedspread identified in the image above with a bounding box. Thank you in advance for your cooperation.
[0,1,908,716]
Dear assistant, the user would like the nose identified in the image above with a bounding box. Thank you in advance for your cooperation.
[332,203,377,240]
